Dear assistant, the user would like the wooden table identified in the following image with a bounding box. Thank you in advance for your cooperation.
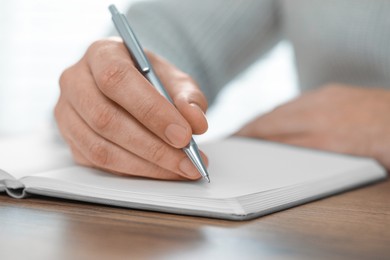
[1,179,389,260]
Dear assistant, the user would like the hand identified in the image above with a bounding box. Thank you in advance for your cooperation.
[55,38,208,180]
[237,84,390,170]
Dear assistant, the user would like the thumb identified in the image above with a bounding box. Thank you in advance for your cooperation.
[147,50,208,134]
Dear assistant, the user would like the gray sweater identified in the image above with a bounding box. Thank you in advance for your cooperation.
[126,0,390,103]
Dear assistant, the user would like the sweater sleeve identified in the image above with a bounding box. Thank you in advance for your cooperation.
[126,0,281,103]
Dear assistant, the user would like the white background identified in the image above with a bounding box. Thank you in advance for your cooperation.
[0,0,298,142]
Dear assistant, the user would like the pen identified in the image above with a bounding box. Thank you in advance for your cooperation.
[109,4,210,182]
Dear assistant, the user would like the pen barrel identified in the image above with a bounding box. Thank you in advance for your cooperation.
[145,71,174,103]
[109,4,209,182]
[111,14,150,73]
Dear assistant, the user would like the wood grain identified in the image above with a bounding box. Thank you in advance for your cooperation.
[1,179,389,260]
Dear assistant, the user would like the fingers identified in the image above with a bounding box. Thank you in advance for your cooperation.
[58,68,204,180]
[235,95,360,155]
[85,40,192,148]
[147,51,208,134]
[55,98,194,180]
[236,117,337,154]
[57,38,210,180]
[235,113,303,139]
[236,100,316,139]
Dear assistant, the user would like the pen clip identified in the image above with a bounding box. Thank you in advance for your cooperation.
[110,5,150,73]
[118,15,150,73]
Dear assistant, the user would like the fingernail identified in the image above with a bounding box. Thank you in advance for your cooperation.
[165,124,188,147]
[179,157,200,179]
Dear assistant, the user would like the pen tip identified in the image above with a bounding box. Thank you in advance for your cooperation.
[205,175,210,183]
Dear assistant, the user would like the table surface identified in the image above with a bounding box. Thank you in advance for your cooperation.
[0,179,389,260]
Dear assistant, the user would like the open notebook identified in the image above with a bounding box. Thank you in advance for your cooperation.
[0,132,386,220]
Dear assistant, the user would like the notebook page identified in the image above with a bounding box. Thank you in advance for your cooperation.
[0,133,74,179]
[22,138,385,200]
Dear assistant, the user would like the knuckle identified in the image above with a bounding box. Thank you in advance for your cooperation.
[146,142,168,164]
[87,39,111,55]
[67,120,82,138]
[88,39,124,60]
[91,103,117,132]
[135,98,159,122]
[88,141,110,167]
[59,67,73,92]
[97,61,131,93]
[54,101,61,121]
[53,99,70,132]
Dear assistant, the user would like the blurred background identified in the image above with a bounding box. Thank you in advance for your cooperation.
[0,0,298,142]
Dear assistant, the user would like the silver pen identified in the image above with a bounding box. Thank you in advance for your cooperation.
[109,4,210,182]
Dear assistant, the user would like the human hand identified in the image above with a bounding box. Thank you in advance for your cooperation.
[55,38,208,180]
[237,84,390,170]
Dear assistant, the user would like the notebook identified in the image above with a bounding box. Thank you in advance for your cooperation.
[0,132,386,220]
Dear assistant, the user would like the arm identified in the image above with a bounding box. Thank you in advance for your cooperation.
[127,0,281,103]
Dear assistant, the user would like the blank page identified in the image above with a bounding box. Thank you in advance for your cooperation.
[0,132,74,179]
[22,138,386,199]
